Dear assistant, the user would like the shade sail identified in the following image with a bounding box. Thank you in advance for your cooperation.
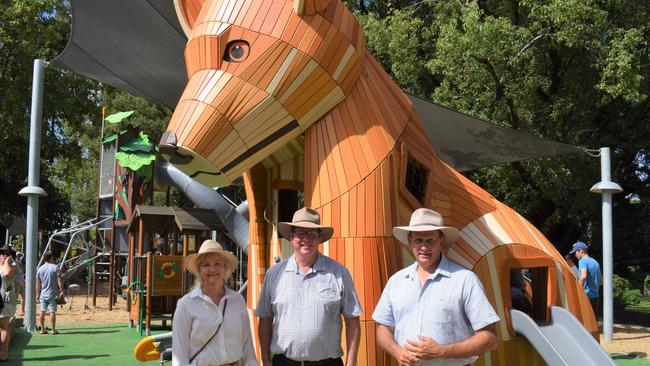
[408,95,582,171]
[51,0,188,107]
[52,0,582,171]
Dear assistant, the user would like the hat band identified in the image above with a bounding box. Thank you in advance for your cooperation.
[291,221,321,226]
[407,223,444,228]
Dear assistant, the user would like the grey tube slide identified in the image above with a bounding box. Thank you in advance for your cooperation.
[156,160,249,254]
[510,306,615,365]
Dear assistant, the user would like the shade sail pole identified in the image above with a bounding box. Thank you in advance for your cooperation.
[18,59,48,332]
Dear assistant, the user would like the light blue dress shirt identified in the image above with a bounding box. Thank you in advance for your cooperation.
[372,255,500,366]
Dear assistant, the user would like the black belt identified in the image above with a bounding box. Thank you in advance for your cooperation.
[272,354,342,366]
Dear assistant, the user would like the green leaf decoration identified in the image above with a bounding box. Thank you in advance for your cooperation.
[105,111,134,124]
[115,152,155,171]
[120,131,153,153]
[136,164,153,182]
[103,134,118,143]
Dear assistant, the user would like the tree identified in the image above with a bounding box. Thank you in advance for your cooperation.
[0,0,101,234]
[350,0,649,270]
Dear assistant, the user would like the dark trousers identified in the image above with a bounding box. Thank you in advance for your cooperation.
[589,297,600,318]
[272,354,343,366]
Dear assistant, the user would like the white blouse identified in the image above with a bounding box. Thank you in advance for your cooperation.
[172,287,258,366]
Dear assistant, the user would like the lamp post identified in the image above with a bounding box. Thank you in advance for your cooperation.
[18,59,48,332]
[589,147,622,342]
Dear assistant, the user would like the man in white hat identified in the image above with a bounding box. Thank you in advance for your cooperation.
[256,207,362,366]
[372,208,499,366]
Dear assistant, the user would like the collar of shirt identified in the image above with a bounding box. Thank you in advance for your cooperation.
[285,253,326,274]
[404,254,452,283]
[187,286,237,306]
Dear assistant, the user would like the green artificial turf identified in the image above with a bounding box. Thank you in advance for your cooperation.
[8,322,169,365]
[626,301,650,314]
[7,322,649,365]
[613,354,650,366]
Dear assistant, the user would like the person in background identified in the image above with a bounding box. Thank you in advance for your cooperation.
[36,251,64,335]
[569,241,602,317]
[172,240,257,366]
[0,246,16,361]
[564,254,579,279]
[373,208,500,366]
[11,251,25,318]
[256,207,362,366]
[149,233,163,255]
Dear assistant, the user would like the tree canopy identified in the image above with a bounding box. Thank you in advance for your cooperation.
[348,0,649,270]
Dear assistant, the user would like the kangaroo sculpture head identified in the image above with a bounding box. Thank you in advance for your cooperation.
[159,0,365,186]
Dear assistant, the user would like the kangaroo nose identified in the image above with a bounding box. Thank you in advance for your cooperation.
[159,131,193,164]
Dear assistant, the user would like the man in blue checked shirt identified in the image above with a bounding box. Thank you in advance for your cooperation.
[372,208,500,366]
[256,207,362,366]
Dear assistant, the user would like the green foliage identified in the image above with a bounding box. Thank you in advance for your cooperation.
[623,289,643,306]
[352,0,650,267]
[615,272,650,307]
[103,88,171,146]
[0,0,101,230]
[614,274,633,307]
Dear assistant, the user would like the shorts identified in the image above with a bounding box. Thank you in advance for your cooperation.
[40,297,57,313]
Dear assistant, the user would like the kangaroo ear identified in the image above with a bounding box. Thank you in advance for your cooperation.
[174,0,207,36]
[294,0,332,15]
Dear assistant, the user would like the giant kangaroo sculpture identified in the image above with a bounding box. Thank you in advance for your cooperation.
[159,0,597,364]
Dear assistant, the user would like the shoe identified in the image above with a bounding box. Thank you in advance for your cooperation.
[40,330,47,335]
[52,330,59,335]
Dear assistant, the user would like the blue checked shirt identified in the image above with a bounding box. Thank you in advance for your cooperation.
[255,254,362,361]
[372,255,500,366]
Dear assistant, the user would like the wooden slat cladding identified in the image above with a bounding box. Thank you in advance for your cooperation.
[165,2,598,366]
[243,164,271,308]
[472,244,598,365]
[303,52,411,209]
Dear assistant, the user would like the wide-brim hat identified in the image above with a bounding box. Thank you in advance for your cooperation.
[185,240,237,277]
[277,207,334,242]
[393,208,459,246]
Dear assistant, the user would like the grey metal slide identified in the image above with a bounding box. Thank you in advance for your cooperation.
[510,306,616,365]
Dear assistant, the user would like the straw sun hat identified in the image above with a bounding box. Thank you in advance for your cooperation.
[277,207,334,242]
[185,240,237,277]
[393,208,459,247]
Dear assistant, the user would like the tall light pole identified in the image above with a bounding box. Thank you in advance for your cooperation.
[18,59,48,332]
[589,147,622,342]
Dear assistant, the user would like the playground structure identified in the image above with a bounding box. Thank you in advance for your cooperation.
[31,0,619,365]
[125,205,228,335]
[152,0,609,364]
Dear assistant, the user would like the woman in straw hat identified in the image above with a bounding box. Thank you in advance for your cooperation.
[172,240,257,366]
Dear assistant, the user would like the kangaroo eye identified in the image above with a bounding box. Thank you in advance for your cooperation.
[224,40,249,63]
